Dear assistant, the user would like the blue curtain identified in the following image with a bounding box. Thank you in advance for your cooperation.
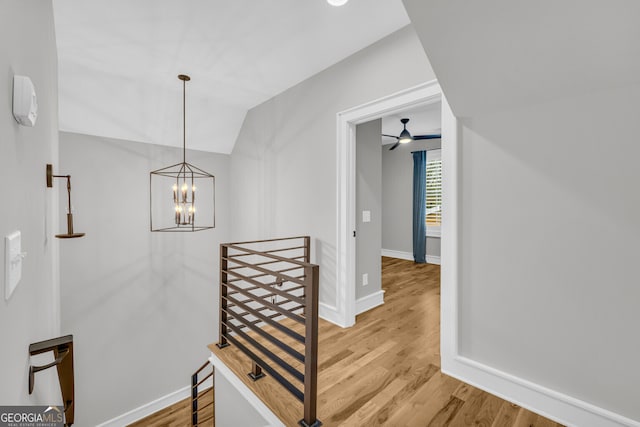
[412,151,427,263]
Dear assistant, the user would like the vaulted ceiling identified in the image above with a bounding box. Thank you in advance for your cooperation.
[401,0,640,118]
[53,0,411,153]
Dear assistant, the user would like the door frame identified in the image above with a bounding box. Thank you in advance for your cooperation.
[333,79,636,427]
[333,80,458,332]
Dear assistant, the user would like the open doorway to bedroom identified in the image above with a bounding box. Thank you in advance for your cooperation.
[334,81,448,328]
[352,101,442,319]
[379,101,442,266]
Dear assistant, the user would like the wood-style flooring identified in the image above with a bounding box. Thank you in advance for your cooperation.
[133,257,564,426]
[209,257,564,426]
[128,387,213,427]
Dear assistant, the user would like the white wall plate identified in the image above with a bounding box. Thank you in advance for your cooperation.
[5,231,23,300]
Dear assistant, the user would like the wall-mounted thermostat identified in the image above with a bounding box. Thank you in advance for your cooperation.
[13,75,38,127]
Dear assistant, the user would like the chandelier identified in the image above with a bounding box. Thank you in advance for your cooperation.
[150,74,215,232]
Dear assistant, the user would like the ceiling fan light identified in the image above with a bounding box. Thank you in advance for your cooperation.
[398,129,412,144]
[327,0,349,6]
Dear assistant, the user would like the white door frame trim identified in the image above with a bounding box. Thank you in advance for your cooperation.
[334,80,638,427]
[334,80,447,328]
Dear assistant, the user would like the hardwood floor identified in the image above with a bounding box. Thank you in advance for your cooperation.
[209,257,565,426]
[131,257,563,426]
[128,387,213,427]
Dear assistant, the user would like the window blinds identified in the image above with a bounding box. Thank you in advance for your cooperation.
[425,149,442,229]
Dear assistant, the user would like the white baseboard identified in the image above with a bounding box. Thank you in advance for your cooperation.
[319,302,351,328]
[381,249,413,261]
[381,249,441,265]
[443,356,640,427]
[426,255,441,265]
[355,290,385,315]
[96,383,210,427]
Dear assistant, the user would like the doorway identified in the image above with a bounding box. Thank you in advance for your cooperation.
[334,80,457,330]
[352,102,442,320]
[379,102,442,265]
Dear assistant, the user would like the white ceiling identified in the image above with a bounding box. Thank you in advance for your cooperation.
[53,0,411,154]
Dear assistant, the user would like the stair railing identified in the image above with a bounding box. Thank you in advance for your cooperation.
[218,236,320,427]
[191,360,214,426]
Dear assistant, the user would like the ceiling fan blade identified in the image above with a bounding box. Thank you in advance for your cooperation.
[413,134,442,140]
[381,134,399,139]
[389,142,400,151]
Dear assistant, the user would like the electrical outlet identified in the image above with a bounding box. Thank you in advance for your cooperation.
[362,273,368,286]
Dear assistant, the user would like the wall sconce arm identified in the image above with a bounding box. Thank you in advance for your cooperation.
[46,164,85,239]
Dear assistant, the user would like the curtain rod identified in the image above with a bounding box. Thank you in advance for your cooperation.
[410,148,441,153]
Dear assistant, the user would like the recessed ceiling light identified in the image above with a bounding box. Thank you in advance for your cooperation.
[327,0,349,6]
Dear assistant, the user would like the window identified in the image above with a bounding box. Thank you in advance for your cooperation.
[425,149,441,237]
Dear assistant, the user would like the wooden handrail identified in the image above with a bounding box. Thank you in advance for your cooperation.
[29,335,74,426]
[218,236,321,427]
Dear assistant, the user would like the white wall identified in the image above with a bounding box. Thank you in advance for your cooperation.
[457,87,640,422]
[404,0,640,424]
[355,120,382,300]
[381,139,441,260]
[230,25,435,317]
[59,132,229,425]
[215,372,276,427]
[401,1,640,119]
[0,0,61,406]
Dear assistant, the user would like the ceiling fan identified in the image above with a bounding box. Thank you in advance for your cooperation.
[382,118,441,150]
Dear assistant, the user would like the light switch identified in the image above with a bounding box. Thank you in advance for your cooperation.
[362,273,369,286]
[5,231,24,300]
[362,210,371,223]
